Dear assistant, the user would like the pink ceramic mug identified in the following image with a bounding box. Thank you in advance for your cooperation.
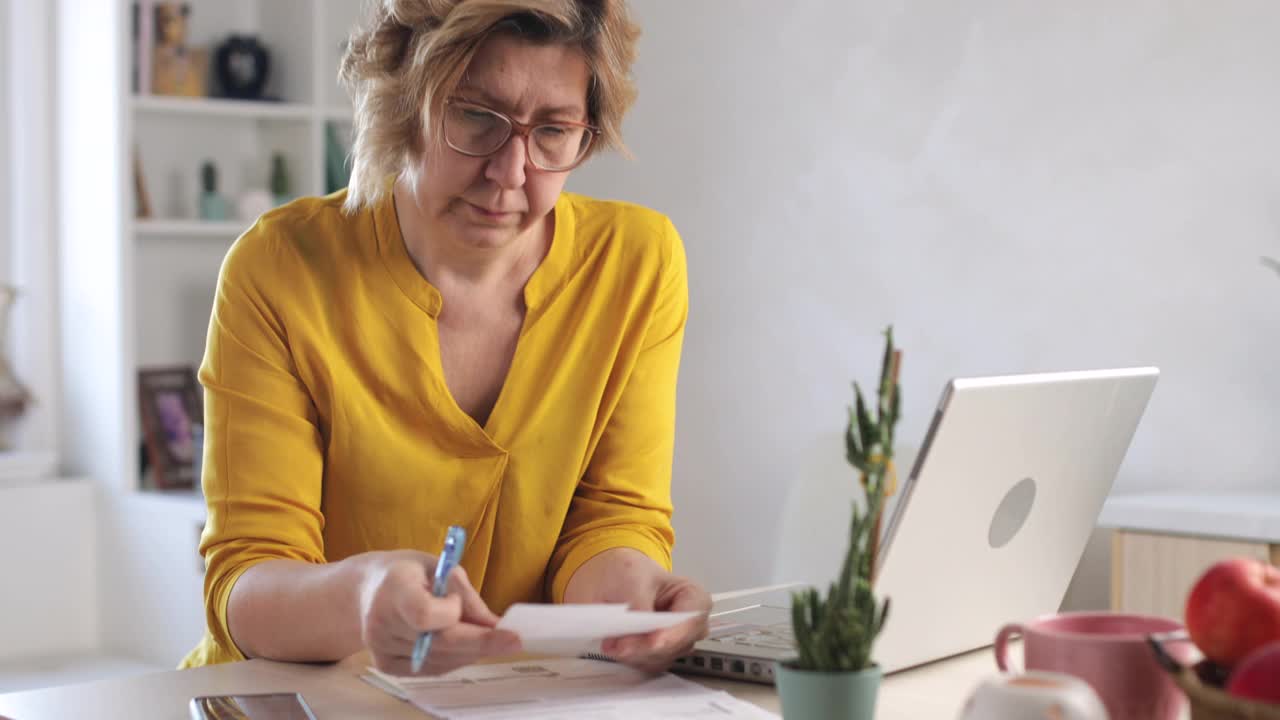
[994,612,1188,720]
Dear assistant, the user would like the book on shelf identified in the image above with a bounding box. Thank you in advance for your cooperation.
[133,0,153,95]
[132,145,152,219]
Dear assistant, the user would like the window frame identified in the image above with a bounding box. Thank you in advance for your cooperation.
[4,0,60,471]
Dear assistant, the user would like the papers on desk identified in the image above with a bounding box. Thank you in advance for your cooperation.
[360,603,773,718]
[495,603,701,656]
[363,658,778,719]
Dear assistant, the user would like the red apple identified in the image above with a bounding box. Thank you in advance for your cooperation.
[1227,640,1280,705]
[1185,557,1280,667]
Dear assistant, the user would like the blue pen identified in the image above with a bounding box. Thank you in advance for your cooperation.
[410,525,467,673]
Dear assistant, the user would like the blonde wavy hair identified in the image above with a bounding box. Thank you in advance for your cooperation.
[338,0,640,213]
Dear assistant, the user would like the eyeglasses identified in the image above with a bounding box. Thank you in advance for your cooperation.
[442,98,599,172]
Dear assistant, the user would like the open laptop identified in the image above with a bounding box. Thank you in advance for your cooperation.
[672,367,1159,684]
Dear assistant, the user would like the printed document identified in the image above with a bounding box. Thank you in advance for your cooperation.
[364,657,779,719]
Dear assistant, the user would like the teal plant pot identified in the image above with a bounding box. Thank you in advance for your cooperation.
[775,661,882,720]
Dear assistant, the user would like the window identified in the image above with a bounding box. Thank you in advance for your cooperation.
[2,0,59,474]
[0,0,9,287]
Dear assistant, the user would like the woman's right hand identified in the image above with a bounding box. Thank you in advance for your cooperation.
[358,550,521,676]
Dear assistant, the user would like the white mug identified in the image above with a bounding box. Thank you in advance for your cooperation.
[959,671,1110,720]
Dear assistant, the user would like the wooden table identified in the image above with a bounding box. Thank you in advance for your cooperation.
[0,646,1005,719]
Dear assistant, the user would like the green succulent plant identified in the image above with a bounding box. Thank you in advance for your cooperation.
[789,327,901,673]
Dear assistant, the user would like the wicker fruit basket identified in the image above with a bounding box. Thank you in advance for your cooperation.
[1147,636,1280,720]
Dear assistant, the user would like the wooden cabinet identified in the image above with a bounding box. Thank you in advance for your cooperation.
[1101,494,1280,621]
[1109,530,1279,620]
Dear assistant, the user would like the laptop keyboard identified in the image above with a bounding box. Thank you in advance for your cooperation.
[674,622,795,684]
[707,624,796,650]
[672,606,798,685]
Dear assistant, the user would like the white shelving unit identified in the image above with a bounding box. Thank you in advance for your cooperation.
[133,94,315,120]
[130,0,362,425]
[134,219,247,238]
[52,0,366,669]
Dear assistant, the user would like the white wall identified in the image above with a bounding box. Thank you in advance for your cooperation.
[0,482,96,660]
[56,0,132,492]
[569,0,1280,594]
[97,493,208,667]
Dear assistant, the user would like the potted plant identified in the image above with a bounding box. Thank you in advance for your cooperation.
[776,327,901,720]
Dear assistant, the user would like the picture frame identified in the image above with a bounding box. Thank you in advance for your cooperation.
[149,2,209,98]
[138,365,202,490]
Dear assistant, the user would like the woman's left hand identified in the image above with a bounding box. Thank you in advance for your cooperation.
[601,574,711,673]
[563,548,712,673]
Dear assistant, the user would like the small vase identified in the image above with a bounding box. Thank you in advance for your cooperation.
[199,191,228,221]
[775,661,882,720]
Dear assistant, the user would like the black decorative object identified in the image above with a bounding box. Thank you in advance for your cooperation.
[214,34,271,100]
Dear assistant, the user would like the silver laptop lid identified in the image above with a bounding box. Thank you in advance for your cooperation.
[680,368,1158,681]
[872,367,1158,672]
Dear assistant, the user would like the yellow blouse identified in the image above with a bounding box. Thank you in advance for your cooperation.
[180,189,687,667]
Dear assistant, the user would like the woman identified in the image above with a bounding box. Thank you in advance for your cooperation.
[180,0,711,677]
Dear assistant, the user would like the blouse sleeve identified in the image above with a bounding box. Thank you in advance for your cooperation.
[546,218,689,602]
[197,223,327,660]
